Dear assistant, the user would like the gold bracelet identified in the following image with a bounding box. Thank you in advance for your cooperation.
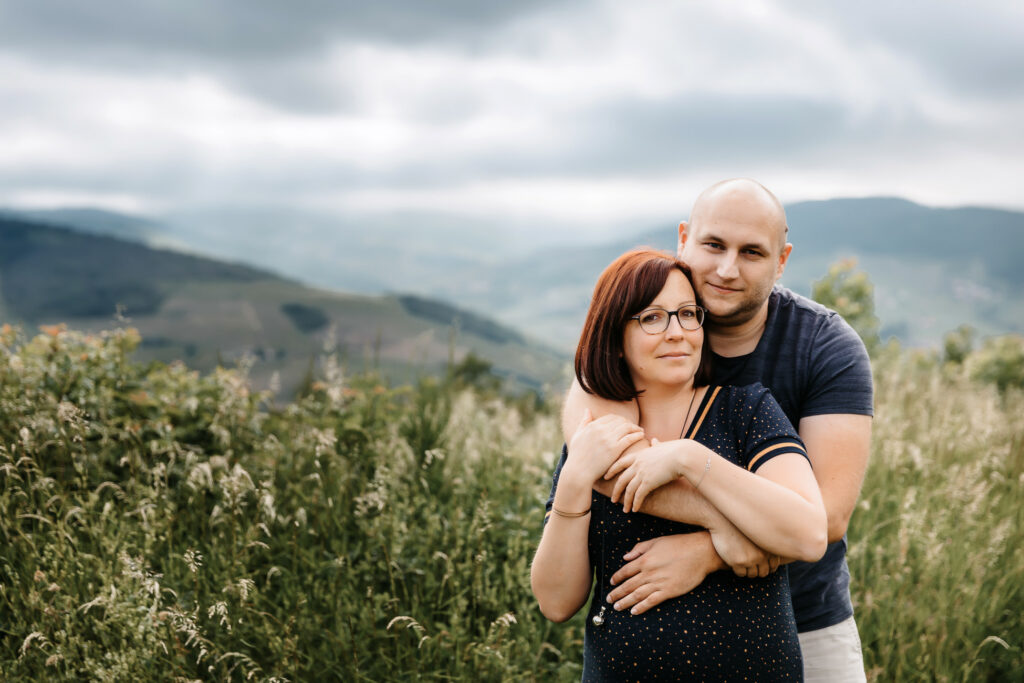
[694,453,712,490]
[551,505,591,518]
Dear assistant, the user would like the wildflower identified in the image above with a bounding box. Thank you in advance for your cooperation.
[184,549,203,574]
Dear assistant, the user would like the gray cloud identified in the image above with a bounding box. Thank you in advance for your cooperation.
[776,1,1024,99]
[0,0,574,112]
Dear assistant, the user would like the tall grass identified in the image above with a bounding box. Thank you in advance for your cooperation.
[852,349,1023,680]
[0,326,1020,680]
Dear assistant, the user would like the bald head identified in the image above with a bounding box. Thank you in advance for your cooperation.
[689,178,789,253]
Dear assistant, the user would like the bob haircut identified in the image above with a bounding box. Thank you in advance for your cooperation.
[575,248,713,401]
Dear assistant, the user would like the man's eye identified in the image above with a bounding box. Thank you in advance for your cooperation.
[705,242,723,250]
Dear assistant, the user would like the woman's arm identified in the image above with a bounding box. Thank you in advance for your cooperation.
[531,412,644,622]
[610,438,827,562]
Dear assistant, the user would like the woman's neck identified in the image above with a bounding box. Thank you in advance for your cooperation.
[635,383,705,442]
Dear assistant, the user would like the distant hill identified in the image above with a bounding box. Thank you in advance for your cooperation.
[9,197,1024,351]
[0,216,567,396]
[425,198,1024,349]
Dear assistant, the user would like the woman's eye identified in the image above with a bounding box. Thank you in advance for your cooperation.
[679,309,695,319]
[640,311,664,325]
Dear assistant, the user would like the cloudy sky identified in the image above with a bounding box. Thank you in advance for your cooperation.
[2,0,1022,243]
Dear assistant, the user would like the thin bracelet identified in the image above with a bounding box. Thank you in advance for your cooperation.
[551,505,591,518]
[693,453,712,490]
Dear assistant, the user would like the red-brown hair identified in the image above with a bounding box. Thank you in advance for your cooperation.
[574,248,712,401]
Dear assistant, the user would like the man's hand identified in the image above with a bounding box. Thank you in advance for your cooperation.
[707,520,781,578]
[605,533,721,615]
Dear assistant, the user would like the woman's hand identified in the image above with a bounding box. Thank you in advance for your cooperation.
[610,438,688,513]
[565,411,645,487]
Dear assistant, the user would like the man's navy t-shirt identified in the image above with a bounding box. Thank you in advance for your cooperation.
[709,285,874,632]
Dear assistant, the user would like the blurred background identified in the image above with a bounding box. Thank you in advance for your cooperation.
[1,0,1023,394]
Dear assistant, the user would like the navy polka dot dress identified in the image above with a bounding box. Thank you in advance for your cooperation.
[546,384,808,681]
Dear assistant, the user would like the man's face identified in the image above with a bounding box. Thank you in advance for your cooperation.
[677,210,790,328]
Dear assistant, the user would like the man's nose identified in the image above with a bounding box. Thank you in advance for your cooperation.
[716,252,739,280]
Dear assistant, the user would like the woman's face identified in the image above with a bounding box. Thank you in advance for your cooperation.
[622,269,704,392]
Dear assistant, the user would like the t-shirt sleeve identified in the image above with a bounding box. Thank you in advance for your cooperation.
[802,312,874,418]
[737,385,810,472]
[543,444,569,525]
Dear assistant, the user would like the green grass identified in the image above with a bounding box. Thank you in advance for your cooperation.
[0,326,1020,681]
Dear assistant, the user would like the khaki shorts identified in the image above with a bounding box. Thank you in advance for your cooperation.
[798,615,867,683]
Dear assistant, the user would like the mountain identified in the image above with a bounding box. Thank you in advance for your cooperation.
[0,216,568,396]
[428,198,1024,348]
[9,197,1024,351]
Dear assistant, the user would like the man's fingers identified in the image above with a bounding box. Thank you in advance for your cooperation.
[621,539,652,562]
[609,558,642,587]
[612,583,653,612]
[630,590,668,615]
[607,572,644,602]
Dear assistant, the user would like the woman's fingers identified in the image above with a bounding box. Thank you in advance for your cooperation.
[604,452,635,480]
[621,475,642,513]
[610,466,630,502]
[630,483,651,513]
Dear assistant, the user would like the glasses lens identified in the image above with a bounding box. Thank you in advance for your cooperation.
[678,305,704,330]
[637,309,667,333]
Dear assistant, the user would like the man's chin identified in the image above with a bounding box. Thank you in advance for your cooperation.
[706,305,759,328]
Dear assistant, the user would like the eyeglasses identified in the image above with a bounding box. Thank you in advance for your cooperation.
[630,305,705,334]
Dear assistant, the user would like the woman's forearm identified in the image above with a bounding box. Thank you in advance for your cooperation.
[677,441,827,561]
[530,475,595,622]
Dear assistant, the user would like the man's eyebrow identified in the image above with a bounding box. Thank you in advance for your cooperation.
[703,232,770,251]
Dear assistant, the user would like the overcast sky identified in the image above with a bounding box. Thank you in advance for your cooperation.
[2,0,1022,242]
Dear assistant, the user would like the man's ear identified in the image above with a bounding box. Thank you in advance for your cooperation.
[677,221,689,259]
[776,242,793,280]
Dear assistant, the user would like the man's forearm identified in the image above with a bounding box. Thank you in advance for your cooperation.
[594,474,716,527]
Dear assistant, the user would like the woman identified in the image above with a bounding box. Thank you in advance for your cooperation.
[531,249,826,681]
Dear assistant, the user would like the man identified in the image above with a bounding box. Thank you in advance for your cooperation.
[562,178,873,681]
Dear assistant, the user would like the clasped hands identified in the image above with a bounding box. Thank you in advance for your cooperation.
[567,412,781,615]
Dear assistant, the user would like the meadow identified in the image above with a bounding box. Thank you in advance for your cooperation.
[0,325,1021,681]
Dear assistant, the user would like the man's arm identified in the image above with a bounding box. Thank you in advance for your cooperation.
[798,413,872,543]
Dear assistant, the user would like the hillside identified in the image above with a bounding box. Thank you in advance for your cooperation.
[8,197,1024,350]
[0,216,567,396]
[427,198,1024,349]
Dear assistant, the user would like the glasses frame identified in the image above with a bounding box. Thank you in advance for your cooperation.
[629,304,706,334]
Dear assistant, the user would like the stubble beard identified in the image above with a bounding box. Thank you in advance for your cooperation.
[701,283,771,329]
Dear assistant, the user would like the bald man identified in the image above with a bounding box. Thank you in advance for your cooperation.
[561,179,873,681]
